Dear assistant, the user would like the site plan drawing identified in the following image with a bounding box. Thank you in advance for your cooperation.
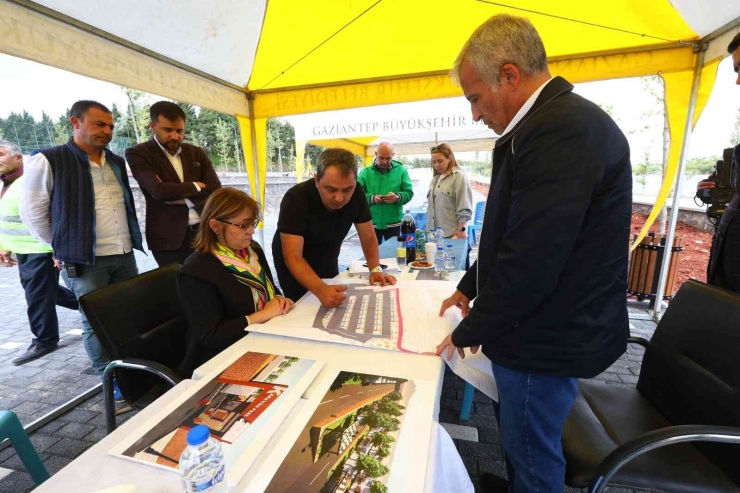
[312,284,400,345]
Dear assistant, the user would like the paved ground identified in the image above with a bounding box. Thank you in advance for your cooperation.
[0,205,659,492]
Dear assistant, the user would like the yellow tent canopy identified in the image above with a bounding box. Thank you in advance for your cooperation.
[2,0,739,315]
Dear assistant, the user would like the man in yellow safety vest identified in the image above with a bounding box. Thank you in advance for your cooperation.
[0,140,78,365]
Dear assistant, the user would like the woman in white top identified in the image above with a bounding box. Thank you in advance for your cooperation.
[426,143,474,239]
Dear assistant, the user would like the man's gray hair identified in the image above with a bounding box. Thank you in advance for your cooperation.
[0,139,21,156]
[452,14,548,88]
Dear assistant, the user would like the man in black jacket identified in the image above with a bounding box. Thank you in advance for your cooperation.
[436,14,632,493]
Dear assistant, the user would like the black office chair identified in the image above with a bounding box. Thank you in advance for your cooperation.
[79,264,188,434]
[562,279,740,493]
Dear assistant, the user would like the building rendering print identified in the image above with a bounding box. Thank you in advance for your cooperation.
[265,371,415,493]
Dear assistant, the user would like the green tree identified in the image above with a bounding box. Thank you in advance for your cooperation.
[369,481,388,493]
[177,102,204,147]
[685,156,720,177]
[356,454,389,480]
[266,118,297,172]
[376,401,403,417]
[364,410,400,432]
[120,86,151,143]
[52,111,73,145]
[371,432,395,448]
[376,443,391,459]
[634,147,661,193]
[385,391,402,402]
[214,118,236,171]
[39,111,55,147]
[1,111,37,153]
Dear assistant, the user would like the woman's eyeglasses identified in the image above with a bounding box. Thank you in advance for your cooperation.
[217,219,259,230]
[430,145,445,152]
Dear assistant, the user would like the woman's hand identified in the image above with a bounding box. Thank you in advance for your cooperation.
[251,296,295,323]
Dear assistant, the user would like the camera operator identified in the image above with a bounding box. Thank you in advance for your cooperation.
[697,32,740,292]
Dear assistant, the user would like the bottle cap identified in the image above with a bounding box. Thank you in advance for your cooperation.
[187,425,211,446]
[447,244,453,247]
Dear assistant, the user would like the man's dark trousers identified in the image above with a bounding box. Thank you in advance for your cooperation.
[375,225,400,245]
[16,253,79,347]
[152,226,198,266]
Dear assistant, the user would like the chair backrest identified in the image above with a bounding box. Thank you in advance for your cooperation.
[637,279,740,485]
[473,201,485,226]
[80,264,189,403]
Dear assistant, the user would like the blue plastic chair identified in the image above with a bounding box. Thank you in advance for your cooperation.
[459,382,476,420]
[0,411,50,485]
[468,201,485,245]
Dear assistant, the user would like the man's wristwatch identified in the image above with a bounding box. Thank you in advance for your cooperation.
[370,266,384,274]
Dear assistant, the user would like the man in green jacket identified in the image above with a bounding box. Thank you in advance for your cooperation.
[357,142,414,244]
[0,140,78,365]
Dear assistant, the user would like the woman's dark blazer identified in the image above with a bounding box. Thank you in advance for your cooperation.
[176,241,281,375]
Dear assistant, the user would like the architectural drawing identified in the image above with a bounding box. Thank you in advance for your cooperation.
[264,372,414,493]
[111,351,324,486]
[312,285,401,347]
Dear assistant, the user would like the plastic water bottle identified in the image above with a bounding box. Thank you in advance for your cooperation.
[396,235,406,267]
[435,246,446,274]
[179,425,227,493]
[444,244,456,271]
[416,229,426,255]
[436,226,444,250]
[427,229,436,245]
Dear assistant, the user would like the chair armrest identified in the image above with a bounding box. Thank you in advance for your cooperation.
[590,425,740,493]
[107,358,183,386]
[102,359,182,434]
[627,336,649,348]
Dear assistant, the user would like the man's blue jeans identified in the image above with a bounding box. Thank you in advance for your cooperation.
[492,362,579,493]
[65,252,138,375]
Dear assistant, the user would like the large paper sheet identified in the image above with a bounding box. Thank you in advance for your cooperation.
[109,352,324,487]
[251,280,463,354]
[251,279,498,400]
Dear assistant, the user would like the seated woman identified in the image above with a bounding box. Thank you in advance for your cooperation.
[426,143,474,239]
[177,187,293,374]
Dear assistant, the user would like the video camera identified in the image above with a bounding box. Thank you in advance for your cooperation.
[696,148,736,220]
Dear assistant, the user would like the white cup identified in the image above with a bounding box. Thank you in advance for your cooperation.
[425,243,436,262]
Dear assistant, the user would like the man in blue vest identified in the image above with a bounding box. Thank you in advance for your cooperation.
[0,140,79,365]
[21,101,143,380]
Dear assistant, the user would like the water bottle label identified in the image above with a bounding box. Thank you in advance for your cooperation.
[406,234,416,249]
[187,464,225,492]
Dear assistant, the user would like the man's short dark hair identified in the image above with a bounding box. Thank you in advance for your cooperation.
[316,148,358,180]
[150,101,187,123]
[729,32,740,54]
[69,100,112,120]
